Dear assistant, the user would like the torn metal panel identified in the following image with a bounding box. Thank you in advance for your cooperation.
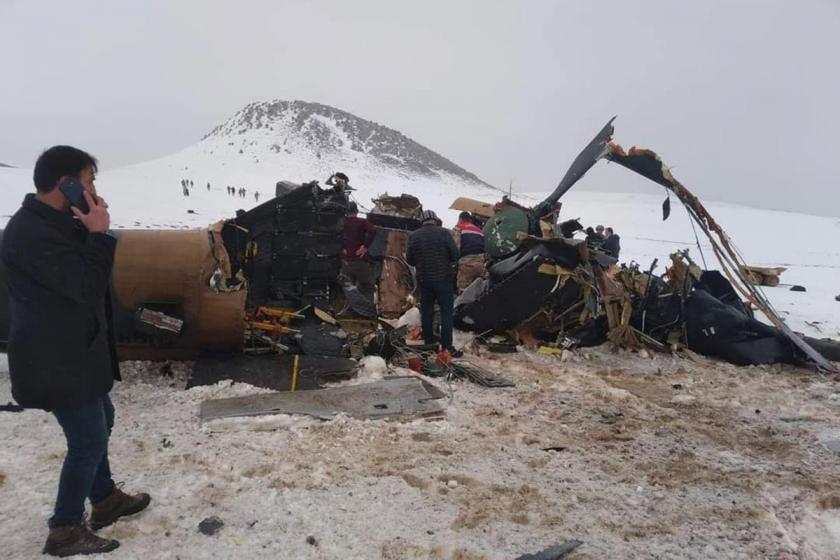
[199,377,446,422]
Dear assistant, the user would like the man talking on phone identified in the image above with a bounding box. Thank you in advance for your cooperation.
[1,146,150,556]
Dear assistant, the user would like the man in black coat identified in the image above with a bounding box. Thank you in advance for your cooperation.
[602,226,621,259]
[1,146,150,556]
[406,210,462,357]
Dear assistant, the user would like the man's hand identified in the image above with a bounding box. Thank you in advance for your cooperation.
[355,245,368,258]
[71,190,110,233]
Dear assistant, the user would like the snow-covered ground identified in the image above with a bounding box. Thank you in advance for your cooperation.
[2,349,840,559]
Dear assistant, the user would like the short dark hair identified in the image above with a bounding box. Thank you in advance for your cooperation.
[458,211,472,221]
[605,227,614,235]
[33,146,98,193]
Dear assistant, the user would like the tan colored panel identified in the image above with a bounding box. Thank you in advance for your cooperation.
[449,197,494,219]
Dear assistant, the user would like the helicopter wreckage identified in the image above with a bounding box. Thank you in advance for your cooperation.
[0,118,837,401]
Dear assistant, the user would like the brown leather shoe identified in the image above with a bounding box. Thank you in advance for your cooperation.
[43,523,120,557]
[90,486,151,530]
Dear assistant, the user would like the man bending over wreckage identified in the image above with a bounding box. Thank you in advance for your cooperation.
[1,146,150,557]
[406,210,463,357]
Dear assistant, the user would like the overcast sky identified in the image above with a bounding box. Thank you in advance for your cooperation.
[1,0,838,216]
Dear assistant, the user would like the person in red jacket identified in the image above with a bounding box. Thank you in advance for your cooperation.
[341,202,378,302]
[451,212,486,292]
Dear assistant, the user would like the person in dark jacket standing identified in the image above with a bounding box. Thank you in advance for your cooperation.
[602,226,621,258]
[1,146,150,557]
[406,210,462,357]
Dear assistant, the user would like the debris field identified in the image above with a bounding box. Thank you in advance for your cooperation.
[2,348,840,559]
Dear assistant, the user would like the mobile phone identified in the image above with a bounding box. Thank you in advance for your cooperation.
[59,177,90,214]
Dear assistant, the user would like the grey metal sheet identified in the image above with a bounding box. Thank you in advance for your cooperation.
[200,376,446,422]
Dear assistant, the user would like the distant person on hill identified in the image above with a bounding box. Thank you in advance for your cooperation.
[206,182,210,191]
[1,146,150,556]
[341,201,378,303]
[254,191,260,202]
[451,211,486,292]
[603,227,621,258]
[407,210,462,357]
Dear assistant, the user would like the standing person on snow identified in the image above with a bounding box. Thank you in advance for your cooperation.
[1,146,151,557]
[451,211,486,292]
[406,210,462,357]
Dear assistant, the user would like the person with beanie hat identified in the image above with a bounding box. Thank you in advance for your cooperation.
[406,210,462,356]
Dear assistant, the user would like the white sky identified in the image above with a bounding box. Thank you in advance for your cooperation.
[1,0,838,216]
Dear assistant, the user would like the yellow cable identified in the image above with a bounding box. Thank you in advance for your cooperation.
[291,354,299,392]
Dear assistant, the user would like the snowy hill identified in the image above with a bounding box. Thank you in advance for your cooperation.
[0,99,506,230]
[204,100,492,186]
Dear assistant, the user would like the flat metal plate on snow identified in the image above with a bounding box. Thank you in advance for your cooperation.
[199,377,446,422]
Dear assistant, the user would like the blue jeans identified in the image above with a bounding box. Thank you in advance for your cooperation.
[49,395,116,528]
[419,280,455,351]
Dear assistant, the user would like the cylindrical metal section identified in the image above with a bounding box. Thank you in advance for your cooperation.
[113,229,246,358]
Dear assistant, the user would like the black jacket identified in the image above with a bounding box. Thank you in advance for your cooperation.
[406,223,459,284]
[1,194,120,410]
[603,234,621,258]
